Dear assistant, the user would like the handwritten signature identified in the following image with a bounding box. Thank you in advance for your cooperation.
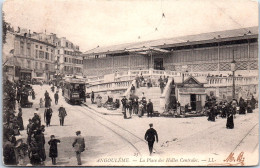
[207,152,245,166]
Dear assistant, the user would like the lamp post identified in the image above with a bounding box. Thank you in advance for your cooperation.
[231,49,236,99]
[181,65,188,83]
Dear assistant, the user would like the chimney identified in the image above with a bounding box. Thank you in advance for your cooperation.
[28,29,31,37]
[17,26,20,33]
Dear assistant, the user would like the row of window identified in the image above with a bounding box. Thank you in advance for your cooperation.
[35,50,54,61]
[64,50,80,56]
[64,66,82,73]
[35,62,54,71]
[35,44,54,53]
[64,57,83,64]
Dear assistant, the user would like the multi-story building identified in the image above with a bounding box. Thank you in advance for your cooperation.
[3,28,56,82]
[3,27,83,82]
[54,37,83,76]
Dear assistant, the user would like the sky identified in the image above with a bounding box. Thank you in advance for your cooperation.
[3,0,258,52]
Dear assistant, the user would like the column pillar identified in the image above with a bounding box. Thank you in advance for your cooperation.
[247,39,250,71]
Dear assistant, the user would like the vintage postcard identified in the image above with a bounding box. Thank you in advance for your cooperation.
[2,0,259,166]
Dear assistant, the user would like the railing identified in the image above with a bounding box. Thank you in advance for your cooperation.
[86,69,258,93]
[205,76,258,87]
[86,79,132,93]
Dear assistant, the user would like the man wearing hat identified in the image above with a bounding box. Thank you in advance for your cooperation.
[72,131,85,165]
[58,105,67,126]
[144,123,158,156]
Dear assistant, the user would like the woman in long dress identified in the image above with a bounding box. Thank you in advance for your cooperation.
[226,104,234,129]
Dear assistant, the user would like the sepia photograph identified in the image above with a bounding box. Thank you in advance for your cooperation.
[2,0,259,166]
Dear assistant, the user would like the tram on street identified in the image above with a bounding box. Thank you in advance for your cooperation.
[63,76,86,104]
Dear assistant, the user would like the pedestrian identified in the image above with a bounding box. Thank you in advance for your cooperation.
[15,139,28,166]
[141,98,147,116]
[32,89,35,100]
[3,137,16,165]
[44,91,49,99]
[121,96,127,119]
[147,99,153,117]
[226,104,235,129]
[44,107,53,127]
[130,84,135,94]
[135,74,140,88]
[39,98,44,108]
[72,131,85,165]
[147,76,152,88]
[250,95,256,110]
[58,105,67,126]
[207,106,216,122]
[48,135,61,165]
[17,108,24,130]
[54,91,59,105]
[144,123,158,156]
[133,98,139,115]
[239,97,246,114]
[44,95,52,108]
[91,91,95,104]
[32,110,41,127]
[159,81,165,94]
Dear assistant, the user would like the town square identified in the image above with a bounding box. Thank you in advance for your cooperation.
[2,0,259,166]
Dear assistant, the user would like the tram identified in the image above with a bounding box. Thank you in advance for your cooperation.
[63,76,86,104]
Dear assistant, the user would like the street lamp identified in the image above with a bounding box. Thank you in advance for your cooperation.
[181,65,188,83]
[231,49,236,99]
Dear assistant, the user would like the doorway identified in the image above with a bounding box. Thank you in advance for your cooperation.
[154,58,164,70]
[190,94,196,111]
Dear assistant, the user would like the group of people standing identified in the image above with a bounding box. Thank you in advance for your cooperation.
[207,95,257,129]
[121,95,154,119]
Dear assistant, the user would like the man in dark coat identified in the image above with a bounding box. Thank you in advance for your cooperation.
[91,91,95,104]
[34,128,46,164]
[32,111,41,127]
[17,108,24,130]
[72,131,85,165]
[144,123,158,156]
[44,107,53,127]
[48,135,61,165]
[130,84,135,94]
[147,99,154,117]
[54,92,59,105]
[44,91,49,99]
[58,105,67,126]
[121,96,127,119]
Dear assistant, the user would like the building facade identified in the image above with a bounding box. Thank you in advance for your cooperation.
[3,28,56,82]
[3,27,83,82]
[82,27,258,77]
[54,37,83,76]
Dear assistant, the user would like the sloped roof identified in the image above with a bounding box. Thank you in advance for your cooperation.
[174,76,207,84]
[83,26,258,55]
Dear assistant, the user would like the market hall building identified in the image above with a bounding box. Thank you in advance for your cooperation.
[82,27,258,77]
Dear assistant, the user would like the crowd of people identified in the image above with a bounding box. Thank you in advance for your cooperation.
[205,94,257,129]
[134,74,169,93]
[121,94,154,119]
[3,79,85,166]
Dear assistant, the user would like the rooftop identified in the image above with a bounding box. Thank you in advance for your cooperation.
[83,26,258,55]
